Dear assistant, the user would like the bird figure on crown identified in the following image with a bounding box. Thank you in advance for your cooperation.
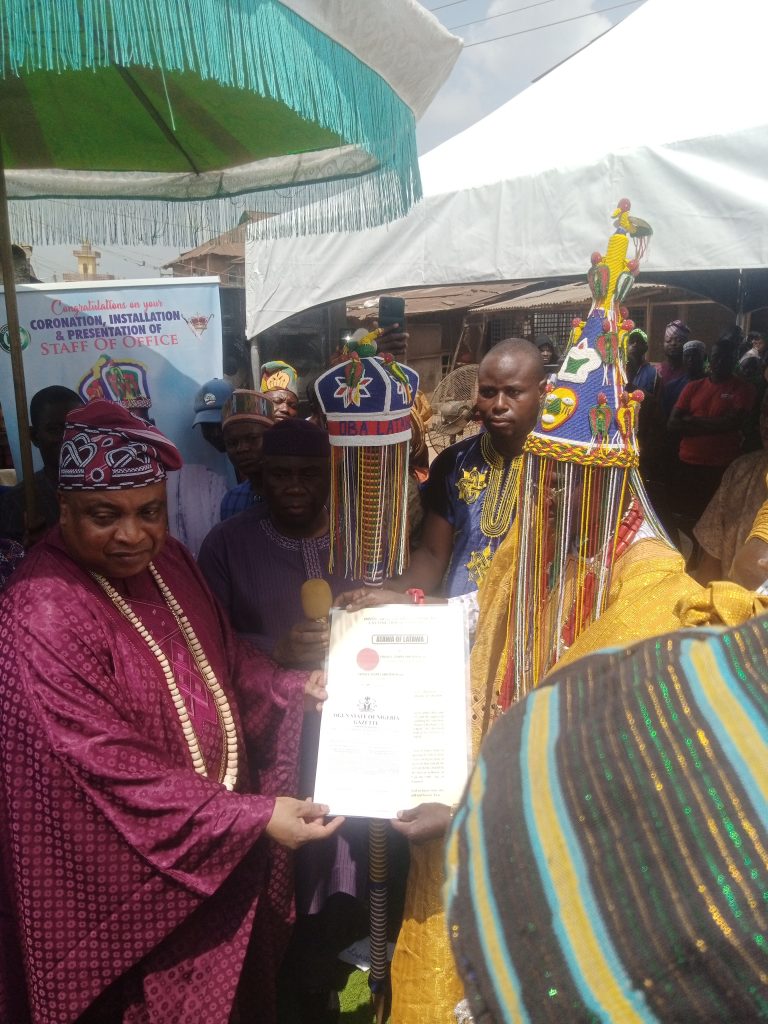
[534,198,653,463]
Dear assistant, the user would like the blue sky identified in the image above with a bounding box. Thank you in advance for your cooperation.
[417,0,642,153]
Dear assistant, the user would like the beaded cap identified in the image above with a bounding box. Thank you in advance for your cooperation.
[313,333,419,584]
[314,334,418,448]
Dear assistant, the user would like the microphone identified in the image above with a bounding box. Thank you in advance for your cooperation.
[301,578,333,621]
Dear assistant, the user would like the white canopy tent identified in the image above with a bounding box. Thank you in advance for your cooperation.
[246,0,768,338]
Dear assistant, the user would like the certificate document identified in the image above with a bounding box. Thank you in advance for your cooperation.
[314,602,471,818]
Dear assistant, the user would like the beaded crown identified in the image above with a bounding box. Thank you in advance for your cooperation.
[526,199,652,468]
[488,200,668,713]
[314,331,419,585]
[314,332,419,448]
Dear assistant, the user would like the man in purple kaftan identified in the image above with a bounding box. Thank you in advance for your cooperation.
[0,401,340,1024]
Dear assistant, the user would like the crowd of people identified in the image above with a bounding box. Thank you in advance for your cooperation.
[0,310,766,1024]
[532,322,768,562]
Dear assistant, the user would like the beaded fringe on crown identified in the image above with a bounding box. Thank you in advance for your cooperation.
[505,459,670,709]
[328,442,409,586]
[507,455,631,707]
[3,0,421,245]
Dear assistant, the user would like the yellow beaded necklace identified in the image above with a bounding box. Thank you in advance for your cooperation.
[479,433,523,538]
[91,563,239,791]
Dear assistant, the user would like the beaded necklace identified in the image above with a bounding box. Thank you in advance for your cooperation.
[479,433,523,538]
[90,563,238,791]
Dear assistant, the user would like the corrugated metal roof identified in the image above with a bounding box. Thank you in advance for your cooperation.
[474,281,667,312]
[164,213,271,266]
[347,281,540,318]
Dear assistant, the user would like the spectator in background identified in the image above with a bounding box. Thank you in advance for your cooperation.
[191,377,234,462]
[739,329,766,369]
[643,322,692,542]
[0,385,83,544]
[737,332,768,449]
[693,441,768,584]
[200,419,340,661]
[626,328,659,396]
[260,360,300,422]
[626,328,661,483]
[534,334,560,368]
[165,379,232,558]
[659,319,691,418]
[220,390,275,521]
[681,338,707,382]
[668,336,755,539]
[719,322,745,354]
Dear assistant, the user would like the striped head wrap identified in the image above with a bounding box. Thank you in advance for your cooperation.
[665,319,690,343]
[447,615,768,1023]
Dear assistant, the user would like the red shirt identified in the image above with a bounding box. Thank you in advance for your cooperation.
[675,375,755,466]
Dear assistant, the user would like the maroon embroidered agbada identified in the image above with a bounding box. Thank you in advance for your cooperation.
[0,529,306,1024]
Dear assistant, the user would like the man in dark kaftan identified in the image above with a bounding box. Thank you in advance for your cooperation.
[0,400,340,1024]
[199,418,347,663]
[200,418,368,1021]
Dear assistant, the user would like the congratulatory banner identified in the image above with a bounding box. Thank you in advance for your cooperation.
[0,278,223,474]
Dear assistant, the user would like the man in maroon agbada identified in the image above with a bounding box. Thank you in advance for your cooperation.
[0,400,341,1024]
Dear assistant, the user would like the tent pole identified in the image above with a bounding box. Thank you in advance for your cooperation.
[735,268,746,332]
[250,335,261,390]
[0,136,38,535]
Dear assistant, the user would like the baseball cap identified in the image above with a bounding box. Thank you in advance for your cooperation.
[192,378,235,426]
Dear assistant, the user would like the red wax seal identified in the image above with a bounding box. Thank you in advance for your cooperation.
[356,648,379,671]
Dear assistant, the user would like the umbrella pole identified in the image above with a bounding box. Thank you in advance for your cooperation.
[0,137,38,535]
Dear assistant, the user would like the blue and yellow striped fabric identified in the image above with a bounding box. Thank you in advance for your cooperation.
[446,616,768,1023]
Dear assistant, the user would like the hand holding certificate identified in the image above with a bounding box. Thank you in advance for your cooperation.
[313,602,471,819]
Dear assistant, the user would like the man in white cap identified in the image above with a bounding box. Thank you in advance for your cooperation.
[165,378,234,556]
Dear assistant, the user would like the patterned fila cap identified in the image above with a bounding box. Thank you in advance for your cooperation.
[59,399,182,490]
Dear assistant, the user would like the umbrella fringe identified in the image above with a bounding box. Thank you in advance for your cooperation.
[2,0,422,241]
[8,161,420,246]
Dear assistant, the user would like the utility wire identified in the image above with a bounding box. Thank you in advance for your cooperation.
[463,0,641,47]
[427,0,472,12]
[448,0,558,32]
[26,256,62,275]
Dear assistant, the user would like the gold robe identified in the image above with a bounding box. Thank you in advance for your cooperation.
[391,531,765,1023]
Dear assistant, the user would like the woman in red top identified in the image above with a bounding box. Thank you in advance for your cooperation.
[668,336,755,529]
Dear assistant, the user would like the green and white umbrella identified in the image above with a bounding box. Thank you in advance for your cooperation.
[0,0,459,522]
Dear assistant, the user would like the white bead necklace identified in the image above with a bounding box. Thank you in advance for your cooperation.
[90,563,239,791]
